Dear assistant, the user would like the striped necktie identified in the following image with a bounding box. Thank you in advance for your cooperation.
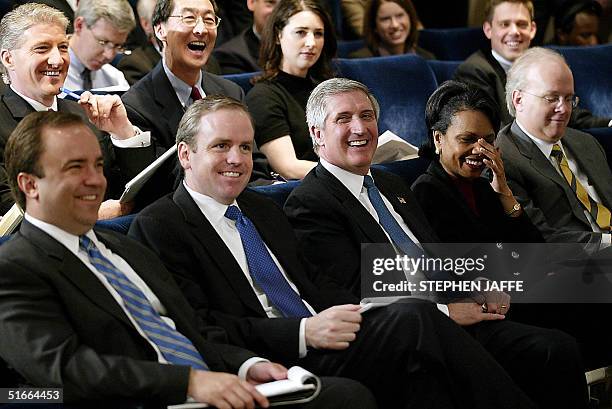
[551,144,611,230]
[79,235,208,370]
[224,206,312,318]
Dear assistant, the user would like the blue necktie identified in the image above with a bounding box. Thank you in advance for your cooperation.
[224,206,312,318]
[363,175,419,256]
[79,235,208,370]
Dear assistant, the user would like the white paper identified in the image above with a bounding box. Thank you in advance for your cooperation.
[373,130,419,164]
[119,144,177,203]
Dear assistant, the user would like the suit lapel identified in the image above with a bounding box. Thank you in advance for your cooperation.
[151,63,185,146]
[510,122,589,223]
[20,221,134,328]
[315,164,389,243]
[173,185,266,316]
[3,88,36,120]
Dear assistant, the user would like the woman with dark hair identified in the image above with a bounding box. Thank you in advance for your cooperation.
[245,0,336,180]
[411,80,542,243]
[349,0,434,59]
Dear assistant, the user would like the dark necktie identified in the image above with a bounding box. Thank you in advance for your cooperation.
[224,205,312,318]
[82,68,92,90]
[363,175,419,256]
[551,144,610,230]
[190,86,202,102]
[79,235,208,370]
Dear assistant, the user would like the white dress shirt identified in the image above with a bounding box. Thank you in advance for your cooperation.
[65,48,130,91]
[24,213,263,378]
[516,121,611,247]
[184,182,316,357]
[320,158,450,315]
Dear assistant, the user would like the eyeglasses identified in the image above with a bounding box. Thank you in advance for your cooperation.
[168,14,221,29]
[89,30,126,53]
[520,90,580,108]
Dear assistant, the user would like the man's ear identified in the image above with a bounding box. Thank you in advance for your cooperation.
[483,21,492,40]
[512,89,523,112]
[177,142,191,170]
[311,126,323,147]
[528,20,537,41]
[73,16,86,34]
[154,22,167,44]
[17,172,39,202]
[1,49,14,72]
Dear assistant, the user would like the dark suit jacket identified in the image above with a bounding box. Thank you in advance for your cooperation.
[0,221,255,405]
[120,62,245,208]
[284,164,439,298]
[454,49,610,129]
[128,184,356,364]
[213,28,261,75]
[0,87,127,213]
[496,121,612,245]
[117,44,222,86]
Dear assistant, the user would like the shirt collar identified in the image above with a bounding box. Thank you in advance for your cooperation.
[491,49,513,73]
[320,158,372,200]
[516,120,565,159]
[10,85,58,111]
[24,213,97,254]
[183,180,238,225]
[69,47,85,73]
[162,58,203,107]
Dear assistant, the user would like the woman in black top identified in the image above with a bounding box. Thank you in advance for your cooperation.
[349,0,434,59]
[412,80,542,244]
[246,0,336,180]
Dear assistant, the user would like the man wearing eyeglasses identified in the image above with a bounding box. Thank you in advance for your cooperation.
[65,0,134,91]
[121,0,270,209]
[497,47,612,248]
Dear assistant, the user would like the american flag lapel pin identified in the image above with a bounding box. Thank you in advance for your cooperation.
[397,197,406,204]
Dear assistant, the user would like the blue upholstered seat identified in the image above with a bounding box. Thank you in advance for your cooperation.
[417,27,488,61]
[337,39,366,58]
[224,72,259,95]
[95,214,137,235]
[427,60,461,85]
[335,54,437,147]
[250,180,301,208]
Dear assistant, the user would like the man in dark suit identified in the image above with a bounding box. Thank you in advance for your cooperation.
[497,47,612,248]
[0,109,376,408]
[0,3,150,217]
[284,78,589,409]
[213,0,276,74]
[121,0,269,209]
[454,0,610,129]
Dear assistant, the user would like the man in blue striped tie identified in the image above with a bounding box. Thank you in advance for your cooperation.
[0,110,376,408]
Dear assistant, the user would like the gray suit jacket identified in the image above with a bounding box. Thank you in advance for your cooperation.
[496,121,612,245]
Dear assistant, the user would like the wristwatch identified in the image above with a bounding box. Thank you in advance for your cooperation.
[506,202,521,216]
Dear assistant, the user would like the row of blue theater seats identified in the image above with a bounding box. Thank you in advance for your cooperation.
[225,43,612,148]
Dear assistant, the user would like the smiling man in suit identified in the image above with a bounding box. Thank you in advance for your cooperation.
[0,109,376,409]
[284,77,589,409]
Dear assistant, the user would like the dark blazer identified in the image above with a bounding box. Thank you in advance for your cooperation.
[411,160,543,244]
[0,87,128,213]
[117,44,222,86]
[454,49,610,129]
[0,221,255,405]
[284,164,439,298]
[496,121,612,245]
[120,62,245,208]
[213,28,261,75]
[128,184,356,364]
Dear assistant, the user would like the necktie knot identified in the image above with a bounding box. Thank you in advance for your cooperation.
[363,175,375,189]
[79,235,94,253]
[224,205,241,222]
[551,144,563,162]
[190,86,202,101]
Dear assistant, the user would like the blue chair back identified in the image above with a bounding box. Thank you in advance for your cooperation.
[427,60,461,85]
[587,127,612,170]
[337,39,365,58]
[417,27,488,61]
[224,72,259,95]
[548,44,612,118]
[0,235,11,245]
[336,54,437,146]
[373,157,430,187]
[95,214,137,235]
[250,180,301,207]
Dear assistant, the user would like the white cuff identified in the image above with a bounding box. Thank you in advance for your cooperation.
[608,119,612,127]
[600,233,611,250]
[238,357,270,380]
[299,318,307,358]
[110,127,151,148]
[436,303,449,316]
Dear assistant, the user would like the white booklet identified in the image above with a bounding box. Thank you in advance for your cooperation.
[167,366,321,408]
[119,144,177,203]
[372,130,419,164]
[0,203,24,236]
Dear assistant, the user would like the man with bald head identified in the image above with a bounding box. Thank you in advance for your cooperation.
[496,47,612,248]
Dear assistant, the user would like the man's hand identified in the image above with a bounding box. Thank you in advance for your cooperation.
[472,289,511,315]
[246,362,288,385]
[78,92,135,139]
[97,199,133,220]
[305,304,361,350]
[187,369,269,409]
[448,300,505,326]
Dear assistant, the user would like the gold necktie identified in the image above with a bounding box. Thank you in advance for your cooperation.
[551,144,611,231]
